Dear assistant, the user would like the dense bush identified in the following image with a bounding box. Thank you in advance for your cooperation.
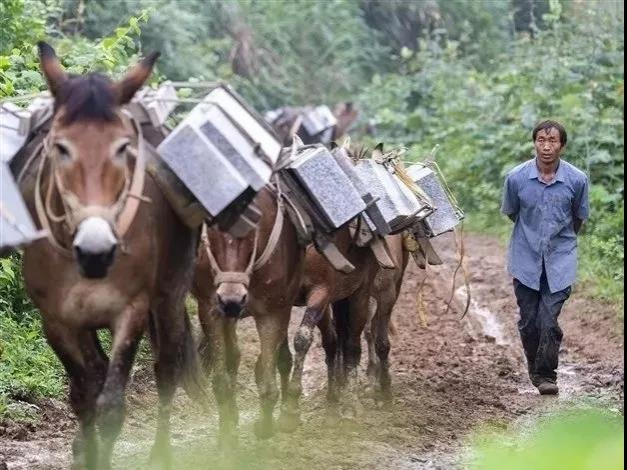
[358,2,624,303]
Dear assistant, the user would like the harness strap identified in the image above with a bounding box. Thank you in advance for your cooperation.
[202,222,259,288]
[202,192,285,287]
[253,196,284,270]
[116,110,148,237]
[33,144,73,258]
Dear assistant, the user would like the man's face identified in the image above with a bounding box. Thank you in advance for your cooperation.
[534,127,564,166]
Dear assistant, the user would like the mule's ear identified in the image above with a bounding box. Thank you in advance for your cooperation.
[372,142,385,160]
[112,51,160,104]
[38,41,68,96]
[291,133,304,148]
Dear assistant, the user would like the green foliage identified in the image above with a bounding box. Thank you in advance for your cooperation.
[0,308,65,404]
[68,0,389,109]
[0,1,148,96]
[0,255,64,411]
[469,408,624,470]
[359,3,624,303]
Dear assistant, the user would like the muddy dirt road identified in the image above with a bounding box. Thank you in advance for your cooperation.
[0,233,623,469]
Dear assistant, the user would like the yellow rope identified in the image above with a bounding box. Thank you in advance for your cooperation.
[416,256,429,328]
[393,161,434,208]
[444,222,471,319]
[403,231,428,327]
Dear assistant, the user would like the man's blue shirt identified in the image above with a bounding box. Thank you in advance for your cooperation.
[501,157,589,293]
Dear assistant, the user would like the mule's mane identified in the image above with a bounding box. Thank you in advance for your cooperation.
[55,73,118,125]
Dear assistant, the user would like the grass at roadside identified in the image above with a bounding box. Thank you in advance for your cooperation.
[466,406,624,470]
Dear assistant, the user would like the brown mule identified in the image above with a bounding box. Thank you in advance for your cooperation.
[15,43,202,469]
[191,185,305,448]
[364,233,409,404]
[277,218,382,431]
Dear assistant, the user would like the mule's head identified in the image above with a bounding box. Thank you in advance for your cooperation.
[38,42,158,278]
[205,227,257,319]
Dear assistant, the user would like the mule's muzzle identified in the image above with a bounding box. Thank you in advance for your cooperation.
[73,217,118,279]
[75,244,117,279]
[217,293,248,318]
[216,284,248,319]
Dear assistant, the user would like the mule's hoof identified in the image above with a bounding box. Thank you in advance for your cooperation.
[253,419,275,440]
[277,411,301,433]
[323,407,341,427]
[364,383,377,399]
[217,430,239,451]
[375,389,393,409]
[340,404,357,421]
[148,446,172,470]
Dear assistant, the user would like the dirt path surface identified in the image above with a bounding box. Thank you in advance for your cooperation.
[0,233,623,469]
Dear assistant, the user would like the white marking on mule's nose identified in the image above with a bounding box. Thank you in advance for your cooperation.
[73,217,117,254]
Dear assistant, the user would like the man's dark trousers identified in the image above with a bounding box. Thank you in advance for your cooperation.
[513,268,571,383]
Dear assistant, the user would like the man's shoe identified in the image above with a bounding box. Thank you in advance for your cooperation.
[529,372,541,387]
[527,364,541,387]
[537,379,559,395]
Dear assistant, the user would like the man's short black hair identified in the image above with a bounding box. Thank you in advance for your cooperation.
[532,120,568,146]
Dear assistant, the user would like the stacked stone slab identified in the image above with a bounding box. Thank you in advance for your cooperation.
[157,84,281,235]
[406,163,464,237]
[353,159,428,235]
[281,145,367,233]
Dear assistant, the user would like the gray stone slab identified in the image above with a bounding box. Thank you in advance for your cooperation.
[406,164,462,236]
[1,103,28,164]
[285,147,366,229]
[331,148,391,235]
[354,159,426,234]
[202,86,282,165]
[199,105,270,191]
[158,124,249,217]
[1,162,44,249]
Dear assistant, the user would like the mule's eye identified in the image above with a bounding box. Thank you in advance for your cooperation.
[114,142,130,160]
[54,142,72,162]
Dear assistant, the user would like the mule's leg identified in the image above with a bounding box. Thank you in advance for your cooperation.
[96,304,147,469]
[277,337,292,404]
[43,323,107,470]
[197,296,216,375]
[364,298,379,397]
[339,289,371,419]
[373,295,396,405]
[278,291,329,433]
[254,311,290,439]
[149,299,205,468]
[208,311,240,450]
[317,307,339,407]
[224,317,241,391]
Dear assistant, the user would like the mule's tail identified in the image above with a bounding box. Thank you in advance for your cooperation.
[179,310,208,404]
[148,307,208,406]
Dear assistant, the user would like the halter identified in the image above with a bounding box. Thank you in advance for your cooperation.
[201,188,285,288]
[33,109,148,258]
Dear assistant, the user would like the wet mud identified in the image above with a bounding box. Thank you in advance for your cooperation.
[0,233,623,469]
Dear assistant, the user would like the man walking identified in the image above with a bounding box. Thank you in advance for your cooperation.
[501,120,589,395]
